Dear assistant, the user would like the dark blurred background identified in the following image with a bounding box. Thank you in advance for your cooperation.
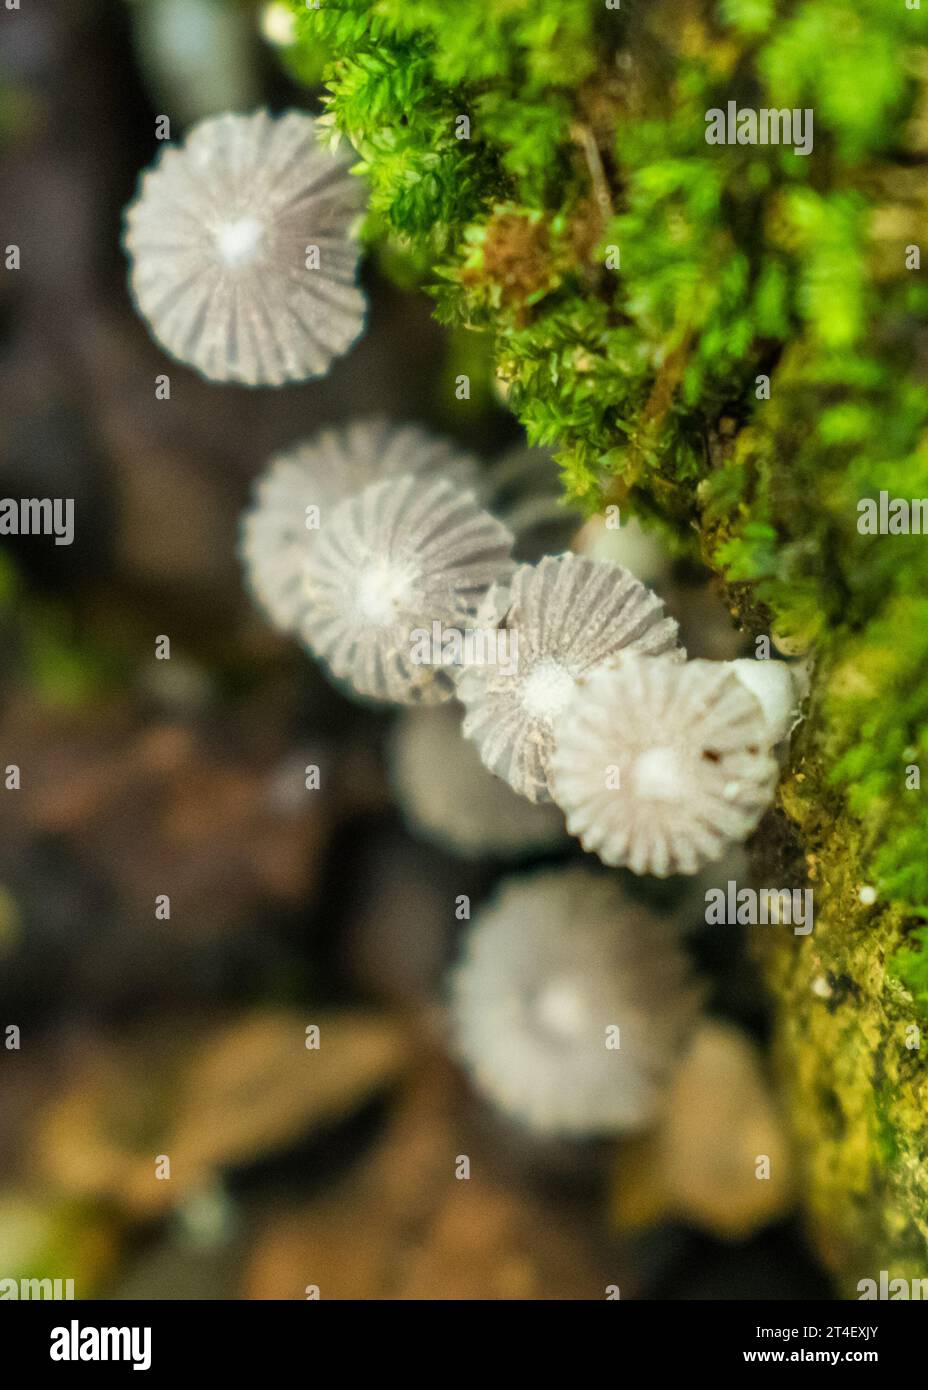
[0,0,833,1299]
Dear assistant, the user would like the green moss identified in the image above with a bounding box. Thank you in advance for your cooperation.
[765,740,928,1286]
[889,927,928,1021]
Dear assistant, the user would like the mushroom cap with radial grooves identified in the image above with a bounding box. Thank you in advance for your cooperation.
[240,420,480,634]
[450,867,703,1136]
[550,655,779,877]
[299,474,515,704]
[455,553,683,803]
[124,109,366,385]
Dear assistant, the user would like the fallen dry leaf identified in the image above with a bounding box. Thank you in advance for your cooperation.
[35,1010,411,1218]
[612,1018,794,1240]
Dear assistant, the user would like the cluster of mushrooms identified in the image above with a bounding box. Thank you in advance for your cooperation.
[240,418,798,881]
[124,108,803,1138]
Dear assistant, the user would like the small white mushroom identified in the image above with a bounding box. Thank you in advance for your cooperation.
[550,654,779,877]
[124,109,366,385]
[240,420,479,634]
[456,554,683,803]
[450,866,703,1136]
[299,474,514,704]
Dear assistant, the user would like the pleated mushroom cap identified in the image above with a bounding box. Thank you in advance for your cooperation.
[450,867,702,1136]
[456,554,682,803]
[550,655,779,877]
[240,420,480,634]
[124,109,366,385]
[299,474,515,704]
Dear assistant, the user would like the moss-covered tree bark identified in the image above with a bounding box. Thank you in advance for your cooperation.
[766,728,928,1292]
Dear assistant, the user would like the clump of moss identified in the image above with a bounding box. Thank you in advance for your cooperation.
[889,925,928,1018]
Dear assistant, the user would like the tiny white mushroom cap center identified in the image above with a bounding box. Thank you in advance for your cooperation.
[534,978,588,1042]
[215,216,265,268]
[354,561,415,626]
[521,659,575,722]
[632,744,681,801]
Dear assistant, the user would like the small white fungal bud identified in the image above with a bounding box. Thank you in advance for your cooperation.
[575,513,673,589]
[725,657,801,745]
[261,4,298,46]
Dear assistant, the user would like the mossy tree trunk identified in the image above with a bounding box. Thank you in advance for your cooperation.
[766,741,928,1291]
